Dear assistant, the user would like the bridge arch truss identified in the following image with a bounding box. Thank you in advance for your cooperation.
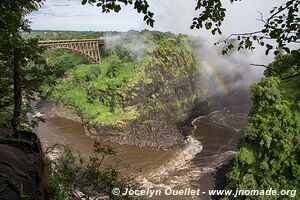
[38,38,105,63]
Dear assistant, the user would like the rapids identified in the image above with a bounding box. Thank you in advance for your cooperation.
[34,104,250,200]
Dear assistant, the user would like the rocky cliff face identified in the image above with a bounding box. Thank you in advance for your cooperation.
[43,34,205,148]
[85,48,202,148]
[0,128,48,200]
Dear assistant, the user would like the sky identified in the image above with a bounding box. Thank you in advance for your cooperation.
[27,0,291,83]
[28,0,288,63]
[28,0,286,36]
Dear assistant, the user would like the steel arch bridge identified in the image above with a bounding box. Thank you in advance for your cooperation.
[38,38,105,63]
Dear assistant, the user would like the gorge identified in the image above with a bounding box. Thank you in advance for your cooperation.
[30,30,257,200]
[1,0,299,199]
[2,30,298,200]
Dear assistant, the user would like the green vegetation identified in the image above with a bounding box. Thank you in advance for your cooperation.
[1,28,201,198]
[224,50,300,199]
[0,0,46,131]
[23,30,105,40]
[0,48,86,129]
[1,0,298,199]
[46,142,137,200]
[43,31,201,127]
[43,49,89,85]
[46,57,140,124]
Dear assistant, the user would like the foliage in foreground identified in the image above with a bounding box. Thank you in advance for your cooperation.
[224,50,300,199]
[0,48,87,129]
[46,142,138,200]
[0,0,48,131]
[82,0,299,56]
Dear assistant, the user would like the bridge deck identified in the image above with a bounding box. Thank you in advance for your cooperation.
[38,38,105,44]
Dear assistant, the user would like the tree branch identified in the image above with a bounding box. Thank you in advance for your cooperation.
[282,72,300,80]
[250,63,282,78]
[256,10,267,24]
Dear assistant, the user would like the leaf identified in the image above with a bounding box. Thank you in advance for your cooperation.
[143,15,148,21]
[245,38,253,48]
[114,5,121,12]
[212,28,217,35]
[149,19,154,27]
[82,0,88,5]
[265,44,273,55]
[228,43,234,50]
[148,12,154,17]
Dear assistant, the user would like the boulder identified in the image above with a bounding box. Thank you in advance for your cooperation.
[0,131,48,200]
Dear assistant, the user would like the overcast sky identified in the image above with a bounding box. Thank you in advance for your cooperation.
[28,0,286,36]
[27,0,293,85]
[27,0,291,66]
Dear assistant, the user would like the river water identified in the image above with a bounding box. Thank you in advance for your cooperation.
[34,104,249,200]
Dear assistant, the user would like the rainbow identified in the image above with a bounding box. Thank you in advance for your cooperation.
[201,60,230,94]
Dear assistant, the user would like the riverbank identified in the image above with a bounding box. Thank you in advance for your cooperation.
[36,83,251,150]
[34,100,250,200]
[36,100,184,149]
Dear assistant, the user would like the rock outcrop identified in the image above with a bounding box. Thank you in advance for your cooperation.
[0,129,48,200]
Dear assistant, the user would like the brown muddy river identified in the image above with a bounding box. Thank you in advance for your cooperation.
[34,104,249,200]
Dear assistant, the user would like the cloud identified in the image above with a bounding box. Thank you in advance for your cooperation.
[27,0,281,96]
[190,37,273,98]
[52,4,70,7]
[104,31,154,62]
[28,0,142,31]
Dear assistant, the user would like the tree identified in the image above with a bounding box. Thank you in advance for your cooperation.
[264,49,300,79]
[223,51,300,200]
[194,0,300,55]
[82,0,299,55]
[0,0,46,131]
